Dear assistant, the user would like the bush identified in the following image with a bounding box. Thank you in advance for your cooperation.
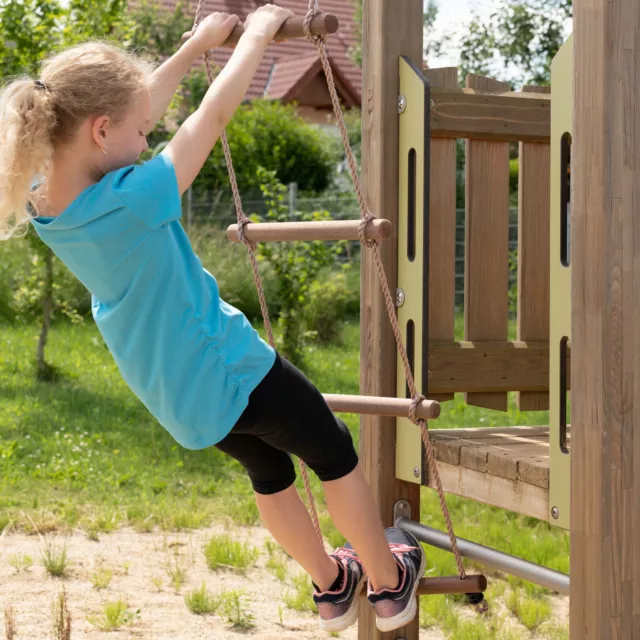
[305,267,355,344]
[0,233,91,325]
[188,224,281,323]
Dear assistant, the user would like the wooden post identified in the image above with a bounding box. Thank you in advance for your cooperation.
[517,86,551,411]
[360,1,423,639]
[425,68,458,404]
[464,74,511,412]
[572,0,640,636]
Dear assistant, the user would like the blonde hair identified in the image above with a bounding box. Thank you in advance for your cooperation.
[0,41,154,239]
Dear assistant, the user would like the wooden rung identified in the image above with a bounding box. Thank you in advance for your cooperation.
[182,13,339,48]
[417,575,487,595]
[323,394,440,420]
[227,219,392,243]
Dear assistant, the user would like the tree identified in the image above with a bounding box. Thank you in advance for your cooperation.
[349,0,442,67]
[170,75,336,201]
[458,0,572,86]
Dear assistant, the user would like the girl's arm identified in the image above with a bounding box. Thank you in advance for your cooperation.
[164,4,293,195]
[146,12,240,131]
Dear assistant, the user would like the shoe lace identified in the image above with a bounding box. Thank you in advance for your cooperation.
[333,547,360,563]
[388,542,418,556]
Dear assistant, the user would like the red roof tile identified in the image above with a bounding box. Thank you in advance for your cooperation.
[157,0,362,103]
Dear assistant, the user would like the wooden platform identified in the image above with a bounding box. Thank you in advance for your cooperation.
[422,426,567,522]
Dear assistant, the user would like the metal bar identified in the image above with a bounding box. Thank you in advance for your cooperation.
[324,394,440,420]
[182,13,339,47]
[227,219,392,243]
[396,517,570,594]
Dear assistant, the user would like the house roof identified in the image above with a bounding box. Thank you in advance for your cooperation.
[160,0,362,105]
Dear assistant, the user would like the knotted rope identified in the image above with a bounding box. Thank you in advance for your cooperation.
[192,0,466,580]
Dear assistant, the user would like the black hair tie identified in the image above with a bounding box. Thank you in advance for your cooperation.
[34,80,49,92]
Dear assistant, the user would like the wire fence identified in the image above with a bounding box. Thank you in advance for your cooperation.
[186,186,519,310]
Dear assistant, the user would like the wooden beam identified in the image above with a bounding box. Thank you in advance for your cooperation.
[517,86,551,411]
[226,218,392,243]
[324,394,440,420]
[430,87,551,143]
[464,74,511,412]
[428,341,570,394]
[182,12,339,46]
[425,68,458,404]
[418,575,487,595]
[423,458,550,521]
[572,0,640,635]
[360,1,423,638]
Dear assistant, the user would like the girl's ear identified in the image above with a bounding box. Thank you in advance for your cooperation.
[91,115,110,152]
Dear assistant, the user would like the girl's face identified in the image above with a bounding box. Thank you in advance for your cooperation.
[91,88,151,173]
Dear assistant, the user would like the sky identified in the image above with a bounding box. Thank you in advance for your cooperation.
[428,0,499,67]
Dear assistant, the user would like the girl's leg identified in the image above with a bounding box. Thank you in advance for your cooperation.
[254,484,340,591]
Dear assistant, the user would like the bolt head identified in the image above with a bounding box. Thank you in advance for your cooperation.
[551,506,559,519]
[398,95,407,114]
[396,288,405,307]
[413,466,420,478]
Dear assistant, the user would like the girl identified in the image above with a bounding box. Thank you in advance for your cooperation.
[0,5,425,633]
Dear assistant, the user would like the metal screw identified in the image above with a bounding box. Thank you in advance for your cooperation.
[396,288,405,307]
[413,467,420,478]
[551,506,559,519]
[398,95,407,114]
[430,98,435,108]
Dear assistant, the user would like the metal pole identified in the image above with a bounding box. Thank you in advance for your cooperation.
[396,516,570,595]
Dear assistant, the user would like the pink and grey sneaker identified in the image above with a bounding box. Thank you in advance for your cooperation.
[312,543,367,633]
[367,527,427,632]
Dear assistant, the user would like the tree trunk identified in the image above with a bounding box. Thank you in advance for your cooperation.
[37,248,54,380]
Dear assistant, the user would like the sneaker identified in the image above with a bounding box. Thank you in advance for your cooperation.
[367,527,426,632]
[313,544,367,632]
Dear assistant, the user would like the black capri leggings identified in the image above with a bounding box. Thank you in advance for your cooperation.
[215,353,359,495]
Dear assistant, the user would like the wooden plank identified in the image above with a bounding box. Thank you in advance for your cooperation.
[464,74,511,412]
[572,0,639,635]
[517,85,551,411]
[359,1,423,638]
[428,340,571,394]
[424,68,458,404]
[423,458,550,521]
[430,87,551,143]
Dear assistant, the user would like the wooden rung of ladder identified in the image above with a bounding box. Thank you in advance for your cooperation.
[227,219,392,243]
[323,394,440,420]
[417,575,487,595]
[182,13,339,48]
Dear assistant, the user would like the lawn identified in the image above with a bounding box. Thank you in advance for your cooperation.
[0,320,569,638]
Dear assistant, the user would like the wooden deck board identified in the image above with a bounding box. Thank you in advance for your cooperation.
[422,426,561,520]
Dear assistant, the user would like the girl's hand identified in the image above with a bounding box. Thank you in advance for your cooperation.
[183,12,240,55]
[244,4,295,44]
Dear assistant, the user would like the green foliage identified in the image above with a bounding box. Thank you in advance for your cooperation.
[254,169,343,366]
[173,92,335,199]
[305,267,353,344]
[459,0,572,86]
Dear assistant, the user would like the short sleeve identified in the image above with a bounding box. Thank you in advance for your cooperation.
[111,152,182,230]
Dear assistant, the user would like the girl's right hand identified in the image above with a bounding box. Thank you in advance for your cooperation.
[244,4,295,44]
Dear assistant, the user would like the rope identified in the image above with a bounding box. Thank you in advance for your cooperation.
[302,1,467,579]
[192,3,323,544]
[192,0,467,581]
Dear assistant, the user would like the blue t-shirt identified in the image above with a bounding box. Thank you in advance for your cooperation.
[31,153,276,450]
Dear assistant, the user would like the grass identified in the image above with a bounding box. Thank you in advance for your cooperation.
[3,604,17,640]
[203,534,259,573]
[184,583,219,615]
[283,572,316,613]
[51,589,72,640]
[90,566,113,590]
[41,538,70,578]
[0,318,569,635]
[217,590,256,630]
[87,599,140,631]
[7,553,33,573]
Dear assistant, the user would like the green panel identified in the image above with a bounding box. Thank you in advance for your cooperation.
[395,56,429,484]
[549,34,573,530]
